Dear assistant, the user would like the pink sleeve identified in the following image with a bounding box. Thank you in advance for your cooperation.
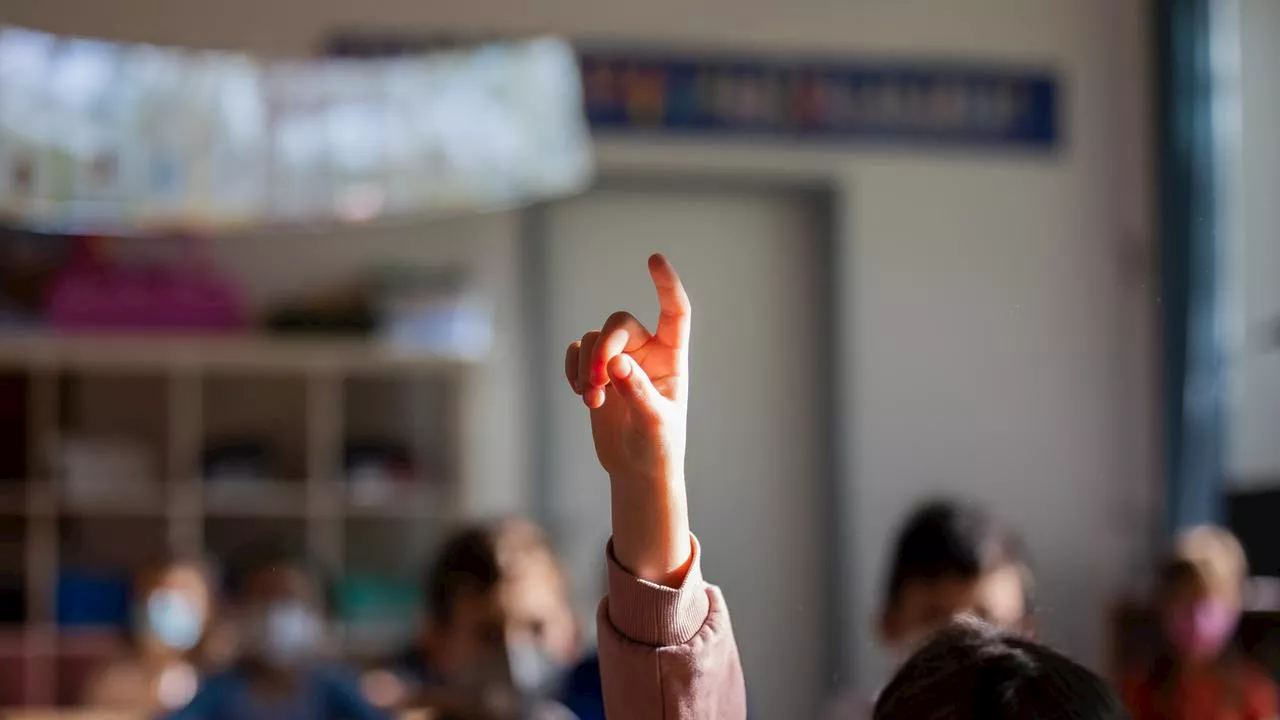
[596,535,748,720]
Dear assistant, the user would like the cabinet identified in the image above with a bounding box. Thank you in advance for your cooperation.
[0,334,477,706]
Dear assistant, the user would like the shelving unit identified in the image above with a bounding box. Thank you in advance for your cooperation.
[0,334,479,707]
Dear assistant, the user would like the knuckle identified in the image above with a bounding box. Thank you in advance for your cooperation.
[605,310,634,328]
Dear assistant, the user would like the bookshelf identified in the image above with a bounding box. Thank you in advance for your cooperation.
[0,334,479,706]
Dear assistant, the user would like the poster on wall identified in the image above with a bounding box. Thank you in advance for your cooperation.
[327,34,1060,150]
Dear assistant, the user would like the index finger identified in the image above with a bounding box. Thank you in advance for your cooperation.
[648,253,691,349]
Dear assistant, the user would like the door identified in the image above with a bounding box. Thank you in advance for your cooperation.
[541,183,829,717]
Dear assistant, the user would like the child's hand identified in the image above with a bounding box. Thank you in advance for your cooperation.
[565,253,693,586]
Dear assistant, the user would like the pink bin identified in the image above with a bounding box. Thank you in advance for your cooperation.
[45,237,245,332]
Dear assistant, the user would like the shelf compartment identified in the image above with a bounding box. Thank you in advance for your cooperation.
[204,517,309,576]
[202,373,309,482]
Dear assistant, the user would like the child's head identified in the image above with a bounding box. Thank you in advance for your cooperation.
[875,619,1127,720]
[228,546,326,672]
[134,558,213,658]
[425,518,578,690]
[1157,526,1248,664]
[880,500,1032,658]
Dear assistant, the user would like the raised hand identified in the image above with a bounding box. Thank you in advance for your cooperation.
[565,254,693,585]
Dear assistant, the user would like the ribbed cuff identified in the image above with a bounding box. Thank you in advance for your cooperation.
[605,534,710,647]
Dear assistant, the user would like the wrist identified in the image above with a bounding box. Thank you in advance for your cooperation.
[609,471,693,587]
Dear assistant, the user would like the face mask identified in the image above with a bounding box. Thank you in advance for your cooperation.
[246,601,322,668]
[452,642,565,720]
[1165,599,1240,660]
[143,589,204,652]
[507,640,563,697]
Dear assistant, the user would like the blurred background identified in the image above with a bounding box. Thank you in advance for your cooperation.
[0,0,1275,718]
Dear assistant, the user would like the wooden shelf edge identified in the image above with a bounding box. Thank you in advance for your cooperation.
[0,333,484,373]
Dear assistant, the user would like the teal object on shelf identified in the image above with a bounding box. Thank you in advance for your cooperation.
[335,575,419,623]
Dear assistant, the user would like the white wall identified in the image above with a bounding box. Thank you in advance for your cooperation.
[1226,0,1280,486]
[2,0,1156,697]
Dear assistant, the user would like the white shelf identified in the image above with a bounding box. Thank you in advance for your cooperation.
[0,333,481,374]
[202,480,313,518]
[343,482,447,520]
[0,331,475,706]
[0,480,454,520]
[56,495,167,518]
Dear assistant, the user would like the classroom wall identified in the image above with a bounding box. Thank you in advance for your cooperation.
[2,0,1156,693]
[1226,0,1280,486]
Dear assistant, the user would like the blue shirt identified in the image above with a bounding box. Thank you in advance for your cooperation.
[165,664,390,720]
[558,651,751,720]
[559,654,604,720]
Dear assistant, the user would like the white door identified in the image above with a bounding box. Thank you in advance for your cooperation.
[542,184,827,718]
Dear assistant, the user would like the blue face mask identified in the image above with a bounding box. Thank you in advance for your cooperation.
[143,589,205,652]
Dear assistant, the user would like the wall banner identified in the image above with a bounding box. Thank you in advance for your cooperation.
[329,35,1061,150]
[576,49,1059,149]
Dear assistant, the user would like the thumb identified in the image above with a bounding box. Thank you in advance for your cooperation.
[607,353,664,415]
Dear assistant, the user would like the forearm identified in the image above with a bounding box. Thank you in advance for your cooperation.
[609,472,693,588]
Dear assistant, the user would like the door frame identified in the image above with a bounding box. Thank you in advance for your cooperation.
[519,169,855,690]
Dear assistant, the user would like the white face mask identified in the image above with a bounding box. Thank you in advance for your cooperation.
[246,601,322,668]
[143,589,205,652]
[507,640,563,697]
[453,641,566,719]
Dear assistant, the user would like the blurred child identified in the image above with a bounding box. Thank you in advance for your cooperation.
[168,546,388,720]
[1123,526,1278,720]
[876,618,1128,720]
[823,499,1034,717]
[877,499,1033,662]
[386,518,580,719]
[85,558,216,713]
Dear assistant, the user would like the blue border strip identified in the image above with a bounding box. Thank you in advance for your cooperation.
[1155,0,1223,534]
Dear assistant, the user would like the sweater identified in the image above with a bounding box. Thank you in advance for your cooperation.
[596,536,747,720]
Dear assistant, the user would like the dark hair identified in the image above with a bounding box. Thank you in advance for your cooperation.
[426,518,562,625]
[884,499,1032,611]
[875,620,1129,720]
